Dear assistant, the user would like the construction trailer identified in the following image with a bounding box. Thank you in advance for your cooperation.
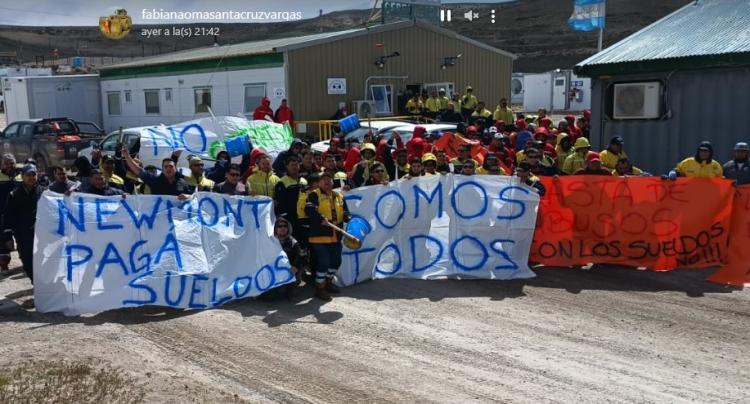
[0,74,102,125]
[521,69,591,113]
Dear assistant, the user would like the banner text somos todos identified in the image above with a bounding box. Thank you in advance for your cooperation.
[339,175,540,285]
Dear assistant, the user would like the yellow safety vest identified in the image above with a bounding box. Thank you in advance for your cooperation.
[493,106,514,124]
[247,170,280,197]
[676,158,723,178]
[185,175,215,191]
[599,149,628,170]
[438,96,451,110]
[425,97,441,113]
[406,99,422,114]
[308,189,345,244]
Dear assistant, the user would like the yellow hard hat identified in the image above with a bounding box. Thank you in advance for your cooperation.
[574,137,591,149]
[422,153,437,163]
[334,171,348,181]
[361,143,376,153]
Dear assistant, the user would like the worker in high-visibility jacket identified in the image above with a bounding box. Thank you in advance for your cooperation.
[562,137,593,175]
[424,91,441,119]
[460,86,478,121]
[246,154,280,197]
[437,88,451,112]
[599,136,628,170]
[673,141,723,178]
[493,98,514,125]
[304,171,350,301]
[405,94,423,116]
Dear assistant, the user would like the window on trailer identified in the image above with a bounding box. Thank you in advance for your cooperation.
[194,87,212,113]
[244,84,266,115]
[145,89,160,114]
[124,90,131,103]
[164,88,172,103]
[370,84,392,115]
[423,82,455,98]
[107,92,121,115]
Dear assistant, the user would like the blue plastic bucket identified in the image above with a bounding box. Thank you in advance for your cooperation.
[344,216,371,249]
[224,135,250,157]
[338,114,360,134]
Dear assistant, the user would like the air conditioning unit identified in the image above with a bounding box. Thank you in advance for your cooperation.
[511,75,524,104]
[351,100,374,118]
[613,82,661,119]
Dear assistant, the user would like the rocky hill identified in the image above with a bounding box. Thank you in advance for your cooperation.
[0,0,688,72]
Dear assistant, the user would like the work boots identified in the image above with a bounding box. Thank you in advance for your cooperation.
[314,283,331,301]
[325,278,340,294]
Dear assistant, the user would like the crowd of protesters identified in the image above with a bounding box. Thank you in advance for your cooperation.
[1,87,748,302]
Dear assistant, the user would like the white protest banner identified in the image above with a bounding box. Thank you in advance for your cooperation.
[34,192,292,316]
[138,116,292,168]
[339,175,539,285]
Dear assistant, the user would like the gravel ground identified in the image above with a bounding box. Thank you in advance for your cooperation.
[0,253,748,403]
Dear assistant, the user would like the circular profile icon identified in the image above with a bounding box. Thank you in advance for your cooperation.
[99,9,132,40]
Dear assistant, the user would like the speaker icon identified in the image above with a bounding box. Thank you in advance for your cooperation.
[463,10,479,21]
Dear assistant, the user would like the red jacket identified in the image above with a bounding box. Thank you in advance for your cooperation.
[344,147,361,173]
[253,97,274,121]
[274,105,294,127]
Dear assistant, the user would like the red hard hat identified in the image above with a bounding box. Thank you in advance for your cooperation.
[586,152,601,163]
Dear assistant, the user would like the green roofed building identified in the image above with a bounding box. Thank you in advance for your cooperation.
[574,0,750,176]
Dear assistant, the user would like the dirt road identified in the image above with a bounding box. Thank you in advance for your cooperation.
[0,257,748,403]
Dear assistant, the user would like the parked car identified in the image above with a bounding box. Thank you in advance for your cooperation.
[0,117,105,170]
[380,123,457,143]
[310,120,409,153]
[77,128,143,161]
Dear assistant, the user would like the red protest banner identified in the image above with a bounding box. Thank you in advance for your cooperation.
[708,185,750,286]
[433,132,487,165]
[531,177,735,270]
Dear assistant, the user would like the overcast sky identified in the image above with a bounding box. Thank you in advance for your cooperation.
[0,0,510,26]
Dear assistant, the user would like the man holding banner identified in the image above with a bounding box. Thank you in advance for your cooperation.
[305,172,350,301]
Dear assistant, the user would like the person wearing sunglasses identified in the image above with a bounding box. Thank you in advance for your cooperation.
[523,147,560,177]
[476,153,507,175]
[460,160,476,176]
[364,162,389,186]
[185,156,215,192]
[449,144,479,169]
[212,163,248,195]
[259,215,303,301]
